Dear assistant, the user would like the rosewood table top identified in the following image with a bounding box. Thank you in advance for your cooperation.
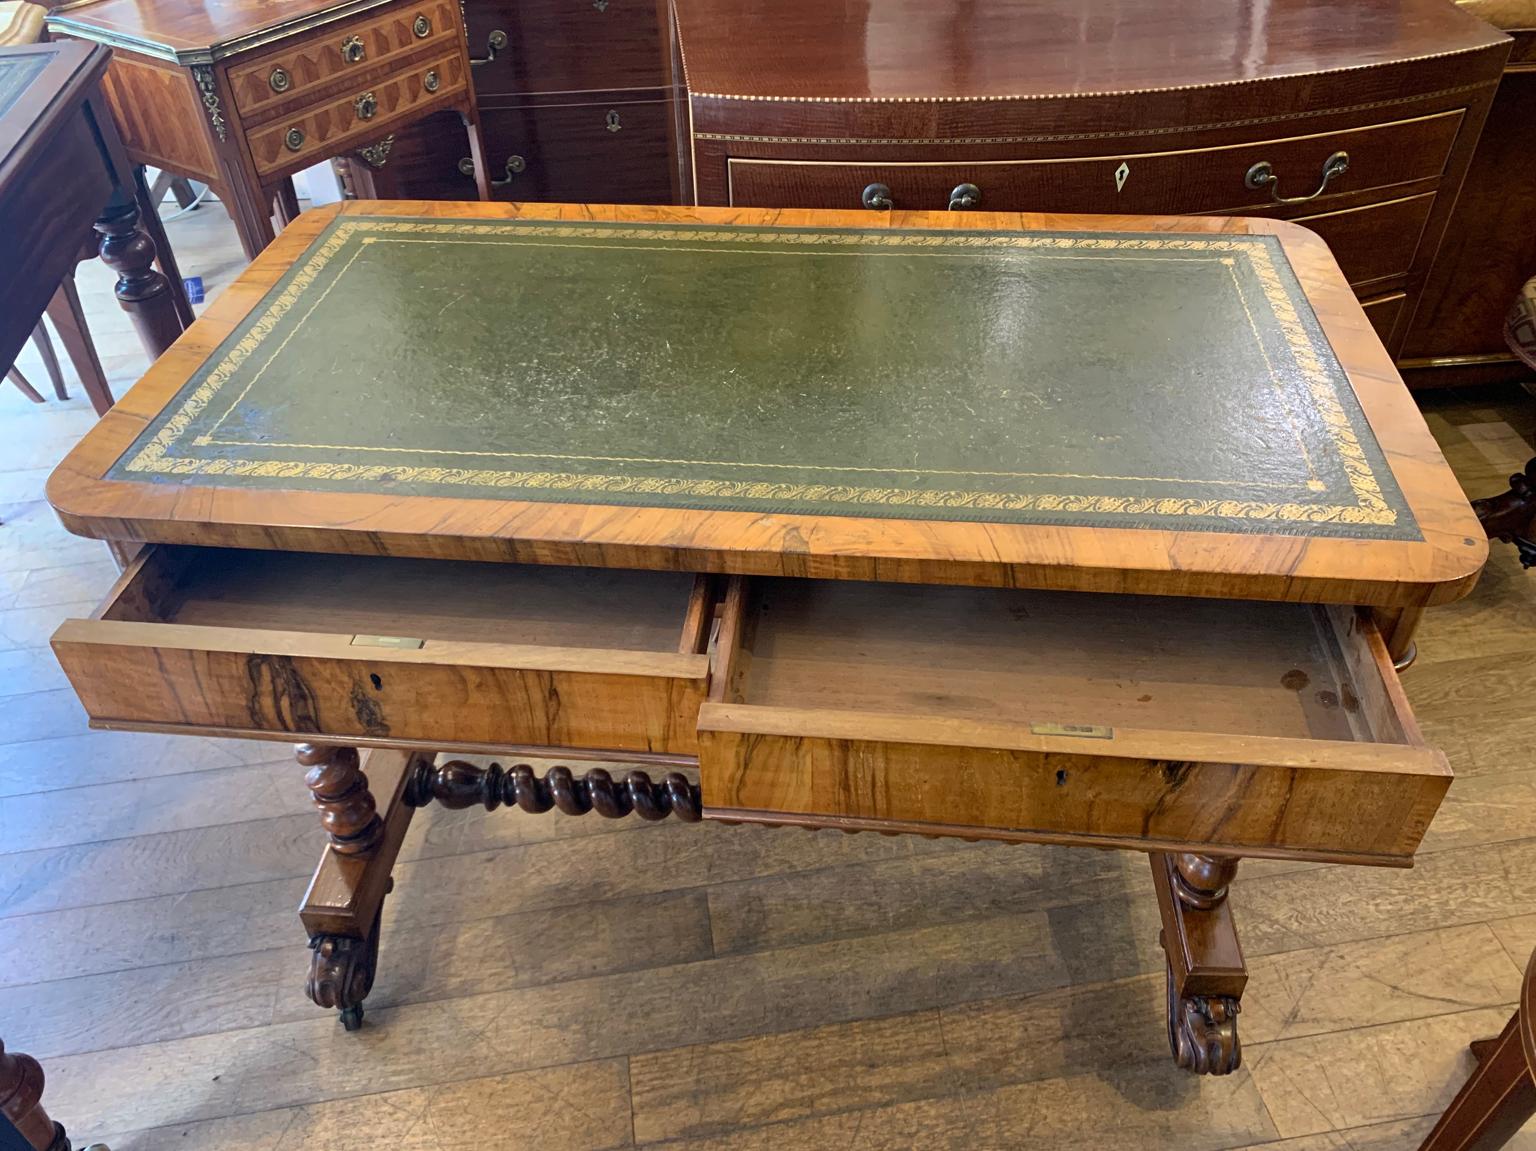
[47,200,1487,606]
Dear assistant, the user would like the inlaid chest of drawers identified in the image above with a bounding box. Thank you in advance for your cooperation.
[46,0,493,258]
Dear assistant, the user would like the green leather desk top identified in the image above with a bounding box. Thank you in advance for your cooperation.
[108,213,1417,541]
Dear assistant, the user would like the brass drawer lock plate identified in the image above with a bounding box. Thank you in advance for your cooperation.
[340,34,366,64]
[355,91,378,120]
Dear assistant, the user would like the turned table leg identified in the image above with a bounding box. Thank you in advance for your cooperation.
[0,1040,97,1151]
[1152,851,1246,1075]
[296,746,417,1030]
[93,186,182,362]
[1472,459,1536,571]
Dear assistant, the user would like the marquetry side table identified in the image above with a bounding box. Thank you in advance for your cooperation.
[46,0,492,259]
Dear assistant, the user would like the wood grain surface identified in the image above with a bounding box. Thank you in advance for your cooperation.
[46,200,1487,607]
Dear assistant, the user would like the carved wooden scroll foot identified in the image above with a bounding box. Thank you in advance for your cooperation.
[297,743,385,855]
[1472,458,1536,569]
[404,759,702,822]
[1152,852,1247,1076]
[306,903,384,1031]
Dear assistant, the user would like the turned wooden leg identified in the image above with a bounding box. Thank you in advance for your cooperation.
[1152,852,1246,1075]
[131,165,195,330]
[93,188,182,361]
[1472,459,1536,570]
[0,1040,80,1151]
[297,743,384,856]
[300,749,426,1030]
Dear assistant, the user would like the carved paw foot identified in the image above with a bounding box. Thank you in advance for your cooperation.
[1166,962,1242,1075]
[306,908,381,1030]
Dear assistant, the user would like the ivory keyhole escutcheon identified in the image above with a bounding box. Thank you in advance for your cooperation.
[1115,162,1130,193]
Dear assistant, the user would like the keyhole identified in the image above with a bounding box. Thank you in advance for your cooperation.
[1114,162,1130,193]
[369,673,383,690]
[605,109,622,132]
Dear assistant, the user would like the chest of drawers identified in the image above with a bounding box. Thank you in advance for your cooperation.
[675,0,1510,361]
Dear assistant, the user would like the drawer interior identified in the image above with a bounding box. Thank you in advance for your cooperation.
[721,579,1413,748]
[99,547,703,653]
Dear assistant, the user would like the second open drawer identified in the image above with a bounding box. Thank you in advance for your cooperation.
[52,546,713,755]
[698,578,1449,865]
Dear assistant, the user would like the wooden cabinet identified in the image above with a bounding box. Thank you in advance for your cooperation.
[353,0,677,204]
[676,0,1510,362]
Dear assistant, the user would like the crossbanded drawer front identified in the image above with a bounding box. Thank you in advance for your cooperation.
[724,111,1463,215]
[697,579,1448,864]
[228,0,461,121]
[52,547,712,754]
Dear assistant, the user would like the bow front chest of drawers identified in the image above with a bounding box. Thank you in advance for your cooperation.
[46,200,1486,1077]
[46,0,493,258]
[363,0,1510,373]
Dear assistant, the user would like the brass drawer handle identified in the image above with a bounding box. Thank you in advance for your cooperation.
[340,34,366,64]
[861,182,893,210]
[459,154,525,185]
[413,13,432,36]
[424,69,440,92]
[269,66,292,93]
[285,126,306,151]
[948,183,981,211]
[1245,150,1349,205]
[468,29,508,65]
[355,91,378,120]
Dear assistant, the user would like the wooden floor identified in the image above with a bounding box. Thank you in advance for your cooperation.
[3,202,1536,1150]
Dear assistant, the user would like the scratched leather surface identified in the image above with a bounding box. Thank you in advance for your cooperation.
[110,215,1419,540]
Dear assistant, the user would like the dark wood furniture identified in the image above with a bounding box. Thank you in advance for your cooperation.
[1417,946,1536,1150]
[2,1043,101,1151]
[673,0,1508,365]
[44,200,1484,1076]
[1470,277,1536,566]
[0,42,185,391]
[356,0,1510,378]
[342,0,678,205]
[46,0,493,260]
[1399,0,1536,389]
[8,285,116,416]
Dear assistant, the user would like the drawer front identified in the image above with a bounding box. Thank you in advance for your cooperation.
[724,111,1462,215]
[1293,193,1434,290]
[1361,292,1408,345]
[52,548,711,754]
[465,0,666,96]
[698,579,1448,864]
[228,0,462,121]
[248,52,466,177]
[457,99,675,203]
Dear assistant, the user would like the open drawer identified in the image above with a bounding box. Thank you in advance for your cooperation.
[698,579,1449,865]
[51,546,713,755]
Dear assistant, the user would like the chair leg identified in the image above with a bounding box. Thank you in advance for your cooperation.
[28,321,66,400]
[1418,1009,1536,1151]
[6,368,45,404]
[44,278,114,416]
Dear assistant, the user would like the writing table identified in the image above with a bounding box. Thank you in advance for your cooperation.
[46,201,1487,1076]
